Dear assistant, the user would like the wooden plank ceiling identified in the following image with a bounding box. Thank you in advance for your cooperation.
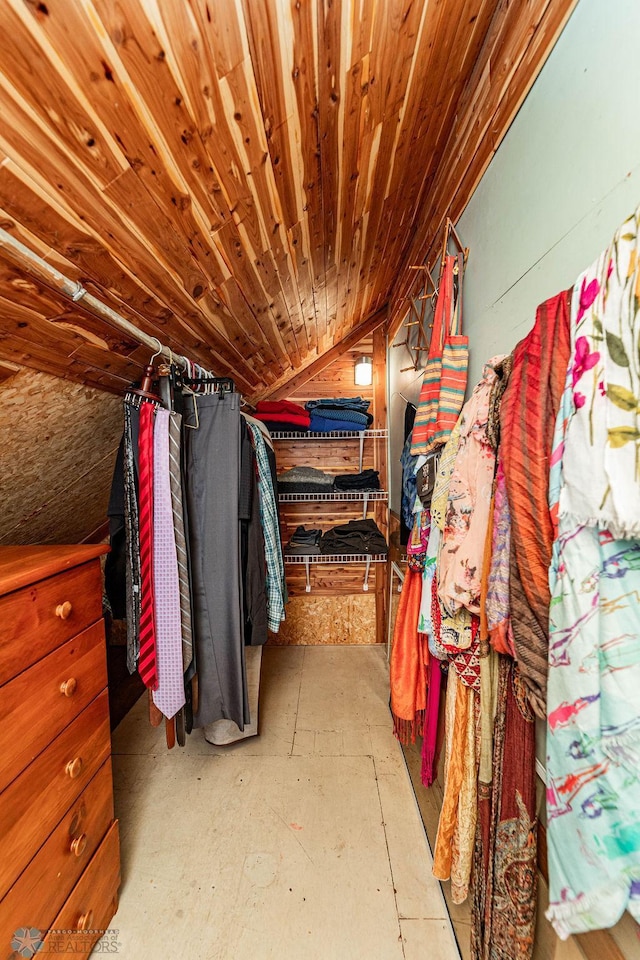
[0,0,577,398]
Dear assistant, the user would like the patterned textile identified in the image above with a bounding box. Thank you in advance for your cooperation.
[559,208,640,539]
[448,614,482,691]
[137,402,158,690]
[151,409,186,719]
[486,461,515,658]
[411,255,468,454]
[546,227,640,936]
[167,411,193,675]
[418,523,440,635]
[479,487,495,648]
[438,358,504,618]
[472,657,538,960]
[246,421,286,632]
[123,401,141,674]
[390,567,428,744]
[431,416,463,531]
[546,524,640,936]
[500,290,572,717]
[433,669,478,904]
[486,354,513,452]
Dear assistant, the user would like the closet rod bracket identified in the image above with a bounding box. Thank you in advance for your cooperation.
[362,556,372,591]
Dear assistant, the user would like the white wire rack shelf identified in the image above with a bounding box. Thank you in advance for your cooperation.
[284,553,388,564]
[279,488,387,518]
[270,428,388,440]
[278,490,388,502]
[271,428,387,470]
[284,552,388,592]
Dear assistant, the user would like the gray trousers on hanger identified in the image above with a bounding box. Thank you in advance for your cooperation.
[184,392,248,730]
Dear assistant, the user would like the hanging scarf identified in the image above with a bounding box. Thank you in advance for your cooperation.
[559,207,640,539]
[430,416,463,530]
[471,657,538,960]
[390,567,428,744]
[499,290,572,717]
[546,215,640,935]
[432,669,479,904]
[486,461,515,658]
[421,657,443,788]
[438,358,505,618]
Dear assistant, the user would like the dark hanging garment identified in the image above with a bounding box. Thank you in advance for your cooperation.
[105,437,127,620]
[184,392,248,730]
[240,421,268,647]
[400,402,417,546]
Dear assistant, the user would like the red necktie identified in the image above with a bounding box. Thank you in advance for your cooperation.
[137,402,158,689]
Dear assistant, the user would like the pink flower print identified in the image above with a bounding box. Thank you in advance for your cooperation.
[576,275,600,324]
[572,336,600,387]
[573,392,586,408]
[597,379,606,397]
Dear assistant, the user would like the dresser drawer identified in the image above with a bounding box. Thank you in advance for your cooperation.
[0,621,107,794]
[0,560,103,686]
[34,821,120,960]
[0,690,110,899]
[0,761,114,960]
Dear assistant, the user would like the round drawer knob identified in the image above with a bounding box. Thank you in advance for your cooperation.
[60,677,78,698]
[77,910,93,931]
[70,833,88,857]
[55,601,73,620]
[65,757,83,779]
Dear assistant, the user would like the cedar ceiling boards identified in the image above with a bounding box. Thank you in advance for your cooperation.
[0,0,578,399]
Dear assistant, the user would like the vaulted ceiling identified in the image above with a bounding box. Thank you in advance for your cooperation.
[0,0,577,398]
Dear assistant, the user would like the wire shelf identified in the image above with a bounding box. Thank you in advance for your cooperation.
[278,490,388,502]
[270,428,388,440]
[284,553,388,564]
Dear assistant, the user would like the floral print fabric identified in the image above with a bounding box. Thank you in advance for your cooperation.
[559,208,640,539]
[546,217,640,936]
[438,358,505,618]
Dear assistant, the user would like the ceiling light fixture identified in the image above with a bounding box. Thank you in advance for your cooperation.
[354,355,373,386]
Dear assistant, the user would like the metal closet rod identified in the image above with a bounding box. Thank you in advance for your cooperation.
[0,226,210,373]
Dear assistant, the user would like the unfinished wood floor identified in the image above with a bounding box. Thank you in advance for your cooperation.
[108,646,459,959]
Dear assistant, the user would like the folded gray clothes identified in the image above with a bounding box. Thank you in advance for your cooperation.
[285,526,322,555]
[278,466,335,494]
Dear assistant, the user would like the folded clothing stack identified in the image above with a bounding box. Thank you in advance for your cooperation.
[254,399,310,433]
[333,469,380,492]
[305,397,373,433]
[284,526,323,556]
[277,466,335,494]
[320,519,388,556]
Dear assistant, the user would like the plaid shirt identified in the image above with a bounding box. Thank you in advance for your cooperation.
[246,421,286,632]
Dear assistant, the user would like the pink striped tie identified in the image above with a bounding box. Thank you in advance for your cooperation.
[137,402,158,689]
[151,409,186,719]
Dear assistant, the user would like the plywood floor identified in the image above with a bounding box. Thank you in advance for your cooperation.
[109,646,459,960]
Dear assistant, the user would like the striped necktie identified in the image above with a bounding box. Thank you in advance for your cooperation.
[137,402,158,689]
[151,409,186,719]
[167,411,193,674]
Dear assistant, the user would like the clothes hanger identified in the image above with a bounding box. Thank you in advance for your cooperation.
[129,337,163,402]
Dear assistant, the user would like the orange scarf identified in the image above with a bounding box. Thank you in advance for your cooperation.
[390,568,428,744]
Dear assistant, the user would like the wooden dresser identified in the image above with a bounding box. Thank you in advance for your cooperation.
[0,546,120,960]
